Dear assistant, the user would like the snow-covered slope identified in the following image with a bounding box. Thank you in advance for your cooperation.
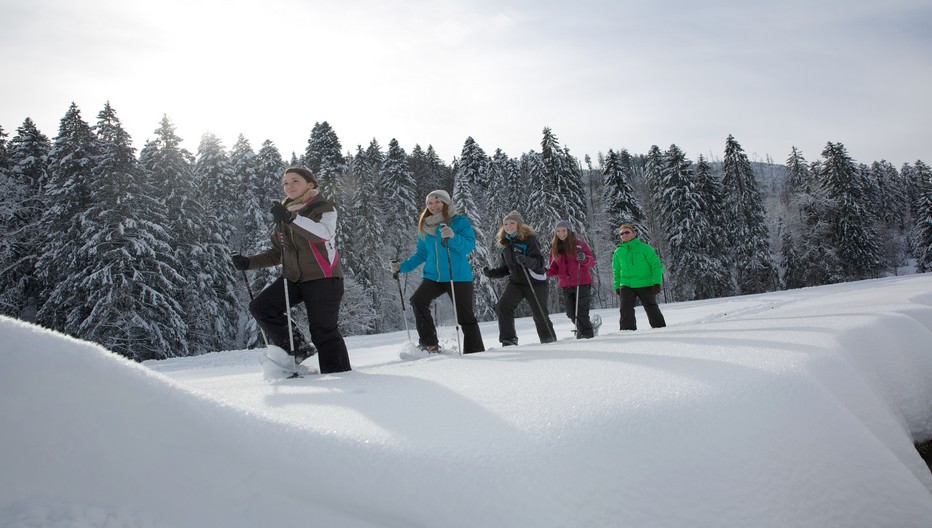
[2,275,932,527]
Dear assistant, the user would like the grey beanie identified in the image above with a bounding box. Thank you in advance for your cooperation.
[426,190,452,205]
[554,220,573,231]
[503,210,524,225]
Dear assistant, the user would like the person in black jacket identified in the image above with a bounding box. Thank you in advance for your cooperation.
[483,211,556,346]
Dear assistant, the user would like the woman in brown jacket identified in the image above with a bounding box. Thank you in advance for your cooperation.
[231,167,351,374]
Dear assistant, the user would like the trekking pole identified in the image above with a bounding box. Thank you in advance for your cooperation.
[392,260,412,342]
[240,269,270,347]
[515,247,556,342]
[440,225,462,354]
[574,245,582,337]
[277,226,299,378]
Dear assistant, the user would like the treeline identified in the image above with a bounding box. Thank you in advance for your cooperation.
[1,102,930,361]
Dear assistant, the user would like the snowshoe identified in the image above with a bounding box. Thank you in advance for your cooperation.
[262,345,317,380]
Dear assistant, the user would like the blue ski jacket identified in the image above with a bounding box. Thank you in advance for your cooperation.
[399,214,476,282]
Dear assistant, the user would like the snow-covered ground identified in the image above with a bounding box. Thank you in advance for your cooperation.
[2,275,932,527]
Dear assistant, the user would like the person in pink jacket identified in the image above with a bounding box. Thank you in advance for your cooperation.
[546,220,601,339]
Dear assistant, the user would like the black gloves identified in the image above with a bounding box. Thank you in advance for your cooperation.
[271,202,296,224]
[231,254,250,271]
[483,266,508,279]
[514,253,528,266]
[652,284,662,295]
[576,248,585,262]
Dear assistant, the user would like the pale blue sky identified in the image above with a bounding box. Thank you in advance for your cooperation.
[2,0,930,167]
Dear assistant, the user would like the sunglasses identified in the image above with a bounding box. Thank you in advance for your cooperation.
[620,230,633,235]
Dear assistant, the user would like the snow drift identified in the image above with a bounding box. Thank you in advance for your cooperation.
[2,275,932,527]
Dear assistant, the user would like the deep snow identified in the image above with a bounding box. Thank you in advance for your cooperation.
[2,275,932,527]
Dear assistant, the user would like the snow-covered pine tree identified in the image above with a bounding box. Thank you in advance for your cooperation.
[341,142,385,333]
[228,135,259,253]
[779,147,840,287]
[914,160,932,273]
[0,120,49,319]
[189,133,241,353]
[602,149,647,244]
[452,137,497,320]
[536,127,577,237]
[557,145,590,240]
[304,121,346,203]
[721,135,779,294]
[692,154,733,299]
[73,102,188,360]
[655,145,730,301]
[141,116,219,355]
[0,126,27,317]
[380,138,419,259]
[410,144,452,202]
[35,103,100,333]
[488,149,526,227]
[817,142,882,280]
[237,139,286,346]
[378,138,419,330]
[870,160,911,274]
[641,145,668,247]
[783,146,813,205]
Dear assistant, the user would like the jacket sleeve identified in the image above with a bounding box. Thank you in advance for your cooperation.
[546,252,559,278]
[446,215,476,256]
[524,236,546,273]
[291,204,337,242]
[612,247,623,290]
[249,228,283,269]
[400,234,429,274]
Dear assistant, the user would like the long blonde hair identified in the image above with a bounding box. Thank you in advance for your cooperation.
[496,223,536,247]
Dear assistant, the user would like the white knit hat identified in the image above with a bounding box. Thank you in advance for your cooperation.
[426,190,452,205]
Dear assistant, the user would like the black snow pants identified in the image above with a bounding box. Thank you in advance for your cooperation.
[250,276,352,374]
[410,279,485,353]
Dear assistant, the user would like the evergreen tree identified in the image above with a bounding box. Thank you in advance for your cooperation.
[1,120,50,319]
[693,155,734,298]
[410,144,451,201]
[453,137,496,319]
[75,103,188,360]
[914,160,932,273]
[721,135,778,294]
[488,148,525,225]
[187,132,241,352]
[141,115,221,355]
[237,139,286,346]
[653,146,731,300]
[0,126,27,316]
[228,134,260,253]
[381,138,419,259]
[602,149,646,244]
[783,146,812,206]
[304,121,346,201]
[871,160,911,274]
[341,142,385,333]
[36,103,100,332]
[817,142,881,280]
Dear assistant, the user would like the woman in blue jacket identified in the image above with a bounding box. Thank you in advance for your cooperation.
[390,190,485,353]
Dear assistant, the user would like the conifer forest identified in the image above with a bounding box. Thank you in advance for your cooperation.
[2,103,931,361]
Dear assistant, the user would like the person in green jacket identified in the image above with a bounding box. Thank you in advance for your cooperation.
[611,223,667,331]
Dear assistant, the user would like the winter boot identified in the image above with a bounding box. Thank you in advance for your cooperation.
[291,332,317,364]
